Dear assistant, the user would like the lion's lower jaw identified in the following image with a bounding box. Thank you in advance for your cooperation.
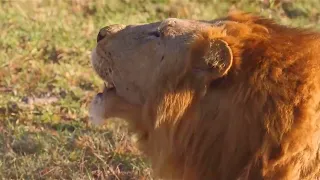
[89,95,106,126]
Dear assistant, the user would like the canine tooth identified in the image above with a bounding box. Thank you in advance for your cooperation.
[105,82,114,89]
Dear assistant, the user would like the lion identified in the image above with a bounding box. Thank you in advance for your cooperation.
[89,11,320,180]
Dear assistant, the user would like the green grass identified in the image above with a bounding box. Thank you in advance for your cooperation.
[0,0,319,179]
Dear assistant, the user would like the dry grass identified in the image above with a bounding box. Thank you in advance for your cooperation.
[0,0,319,179]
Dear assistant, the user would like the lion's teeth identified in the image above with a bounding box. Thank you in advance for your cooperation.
[105,82,115,89]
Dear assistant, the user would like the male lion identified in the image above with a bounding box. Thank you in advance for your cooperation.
[89,11,320,180]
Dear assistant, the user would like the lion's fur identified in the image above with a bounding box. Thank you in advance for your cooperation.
[91,11,320,180]
[138,12,320,180]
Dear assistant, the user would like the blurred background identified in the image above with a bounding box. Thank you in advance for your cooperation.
[0,0,319,179]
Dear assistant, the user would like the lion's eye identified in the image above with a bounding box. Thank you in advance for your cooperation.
[148,31,161,38]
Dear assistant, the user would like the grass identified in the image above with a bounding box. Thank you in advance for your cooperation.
[0,0,319,179]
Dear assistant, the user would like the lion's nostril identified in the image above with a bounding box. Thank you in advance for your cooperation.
[97,28,107,42]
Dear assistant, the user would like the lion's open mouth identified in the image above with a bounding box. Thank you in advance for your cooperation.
[99,80,116,96]
[99,82,115,98]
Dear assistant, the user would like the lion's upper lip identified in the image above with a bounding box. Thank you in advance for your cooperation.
[91,47,115,90]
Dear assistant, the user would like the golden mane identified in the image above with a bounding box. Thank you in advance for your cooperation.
[142,12,320,179]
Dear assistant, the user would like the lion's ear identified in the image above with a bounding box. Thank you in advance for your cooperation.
[204,39,233,78]
[191,38,233,81]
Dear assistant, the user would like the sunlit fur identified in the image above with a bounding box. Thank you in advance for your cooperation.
[91,11,320,180]
[133,11,320,180]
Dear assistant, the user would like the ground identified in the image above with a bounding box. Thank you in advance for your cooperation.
[0,0,319,179]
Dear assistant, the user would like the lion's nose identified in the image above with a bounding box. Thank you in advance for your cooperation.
[97,24,126,42]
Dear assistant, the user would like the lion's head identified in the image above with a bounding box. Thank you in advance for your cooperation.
[90,18,230,105]
[90,11,320,180]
